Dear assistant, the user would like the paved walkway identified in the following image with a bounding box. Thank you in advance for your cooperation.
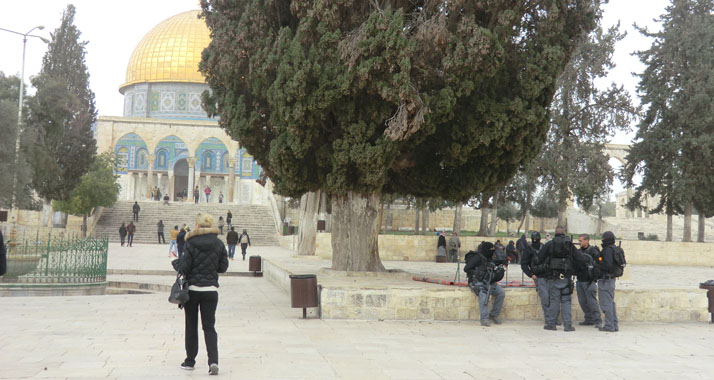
[2,243,714,379]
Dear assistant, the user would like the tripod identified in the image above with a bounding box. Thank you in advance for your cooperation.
[454,258,461,283]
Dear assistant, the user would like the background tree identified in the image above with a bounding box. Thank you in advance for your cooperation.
[26,5,97,222]
[504,163,540,234]
[0,73,36,210]
[538,22,636,226]
[497,201,520,236]
[623,0,714,242]
[200,0,599,271]
[298,190,322,255]
[531,192,559,232]
[53,152,119,237]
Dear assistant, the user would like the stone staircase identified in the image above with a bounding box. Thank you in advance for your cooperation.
[604,214,714,242]
[94,201,279,246]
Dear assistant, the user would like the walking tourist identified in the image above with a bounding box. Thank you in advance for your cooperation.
[173,213,228,375]
[157,220,166,244]
[239,229,251,260]
[204,186,211,202]
[218,217,225,234]
[126,221,136,247]
[119,223,127,246]
[177,224,187,260]
[194,186,200,204]
[226,210,232,230]
[169,225,179,257]
[132,201,140,222]
[226,227,238,260]
[218,192,223,203]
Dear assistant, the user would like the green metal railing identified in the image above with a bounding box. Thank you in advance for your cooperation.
[1,232,108,284]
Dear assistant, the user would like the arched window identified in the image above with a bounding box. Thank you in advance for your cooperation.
[202,150,213,171]
[156,149,168,170]
[136,149,148,169]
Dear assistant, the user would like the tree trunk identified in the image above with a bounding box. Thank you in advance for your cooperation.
[557,200,567,228]
[516,213,524,235]
[506,220,510,236]
[331,191,385,272]
[525,212,531,235]
[682,203,692,242]
[384,203,393,232]
[414,207,420,235]
[489,193,499,236]
[82,214,88,238]
[697,213,706,243]
[666,212,673,242]
[41,199,52,227]
[422,209,429,235]
[452,203,463,234]
[540,217,545,233]
[298,191,320,256]
[597,204,603,235]
[478,201,490,236]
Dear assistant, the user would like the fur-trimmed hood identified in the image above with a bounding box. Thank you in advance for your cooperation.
[186,227,221,241]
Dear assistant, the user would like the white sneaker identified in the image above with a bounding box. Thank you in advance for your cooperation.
[209,363,219,375]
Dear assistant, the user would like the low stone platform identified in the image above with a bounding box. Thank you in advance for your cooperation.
[264,256,712,323]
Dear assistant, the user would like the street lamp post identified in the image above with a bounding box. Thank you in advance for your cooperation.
[0,26,48,225]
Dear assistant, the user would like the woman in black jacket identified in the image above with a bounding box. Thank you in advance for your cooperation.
[173,213,228,375]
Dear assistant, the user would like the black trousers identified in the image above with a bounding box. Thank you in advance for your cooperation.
[158,231,165,244]
[184,290,219,366]
[241,243,248,258]
[133,211,139,221]
[120,235,125,246]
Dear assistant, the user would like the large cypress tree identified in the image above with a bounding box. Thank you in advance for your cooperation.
[200,0,599,270]
[623,0,714,242]
[26,5,97,204]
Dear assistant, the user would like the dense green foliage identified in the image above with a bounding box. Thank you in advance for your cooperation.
[537,21,635,220]
[54,152,120,218]
[26,5,97,202]
[200,0,600,201]
[0,73,37,209]
[623,0,714,222]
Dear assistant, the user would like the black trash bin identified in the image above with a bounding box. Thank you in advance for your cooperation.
[700,281,714,323]
[249,256,262,275]
[289,274,318,318]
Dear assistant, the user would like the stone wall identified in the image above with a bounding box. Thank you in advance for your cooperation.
[310,233,714,266]
[320,285,709,323]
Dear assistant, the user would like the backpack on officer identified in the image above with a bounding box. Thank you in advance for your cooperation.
[548,234,575,274]
[610,244,626,277]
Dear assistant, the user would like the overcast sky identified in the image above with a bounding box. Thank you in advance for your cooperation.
[0,0,673,197]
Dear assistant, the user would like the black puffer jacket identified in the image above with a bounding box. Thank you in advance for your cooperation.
[173,227,228,287]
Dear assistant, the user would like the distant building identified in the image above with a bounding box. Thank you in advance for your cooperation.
[95,10,269,204]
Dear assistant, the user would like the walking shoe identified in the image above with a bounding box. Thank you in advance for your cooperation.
[209,363,219,375]
[543,325,556,331]
[180,362,194,370]
[564,325,575,332]
[480,320,491,327]
[490,316,502,325]
[599,326,616,332]
[579,321,594,326]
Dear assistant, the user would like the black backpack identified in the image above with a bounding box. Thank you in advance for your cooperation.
[611,245,626,277]
[493,246,508,265]
[549,235,573,273]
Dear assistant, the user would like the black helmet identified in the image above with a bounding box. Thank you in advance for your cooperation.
[531,231,541,241]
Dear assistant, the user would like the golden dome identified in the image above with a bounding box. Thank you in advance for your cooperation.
[120,10,209,92]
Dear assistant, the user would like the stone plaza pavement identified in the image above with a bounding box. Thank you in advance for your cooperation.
[1,243,714,379]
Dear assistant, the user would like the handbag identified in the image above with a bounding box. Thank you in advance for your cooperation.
[168,273,190,305]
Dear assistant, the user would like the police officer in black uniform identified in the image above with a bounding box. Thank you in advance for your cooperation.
[574,234,601,327]
[597,231,619,332]
[520,231,549,328]
[465,242,506,327]
[540,226,579,331]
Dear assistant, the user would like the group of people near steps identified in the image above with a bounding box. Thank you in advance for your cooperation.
[465,226,624,332]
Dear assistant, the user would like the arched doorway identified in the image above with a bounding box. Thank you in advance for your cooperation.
[174,159,189,201]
